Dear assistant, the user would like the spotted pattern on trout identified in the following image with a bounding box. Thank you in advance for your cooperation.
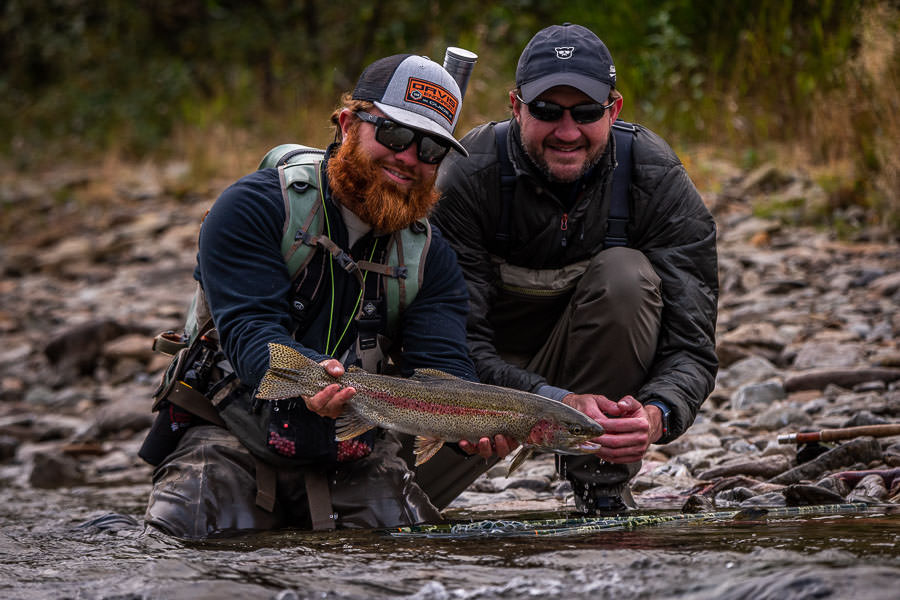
[366,389,514,417]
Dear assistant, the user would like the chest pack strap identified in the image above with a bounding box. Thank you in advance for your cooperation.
[493,120,516,255]
[492,118,635,252]
[606,120,637,248]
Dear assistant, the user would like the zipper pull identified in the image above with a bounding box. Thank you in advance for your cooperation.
[560,213,568,231]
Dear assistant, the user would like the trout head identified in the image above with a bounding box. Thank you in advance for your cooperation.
[526,418,604,454]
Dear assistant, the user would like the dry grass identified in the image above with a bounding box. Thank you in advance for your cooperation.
[806,2,900,229]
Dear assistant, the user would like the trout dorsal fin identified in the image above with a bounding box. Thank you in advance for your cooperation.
[413,436,445,465]
[410,368,459,381]
[335,409,376,441]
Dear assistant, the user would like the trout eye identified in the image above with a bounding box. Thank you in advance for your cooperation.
[570,425,582,436]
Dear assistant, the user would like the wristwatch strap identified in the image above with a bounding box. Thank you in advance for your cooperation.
[645,400,672,443]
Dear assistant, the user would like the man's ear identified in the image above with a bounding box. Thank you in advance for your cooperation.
[510,91,523,123]
[337,109,355,139]
[608,96,624,123]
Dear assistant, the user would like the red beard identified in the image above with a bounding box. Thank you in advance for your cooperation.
[326,134,438,233]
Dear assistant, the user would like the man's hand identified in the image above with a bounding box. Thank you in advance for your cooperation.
[303,359,356,419]
[458,434,520,460]
[562,393,663,464]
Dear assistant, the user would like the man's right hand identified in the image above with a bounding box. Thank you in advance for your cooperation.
[458,434,519,460]
[303,359,356,419]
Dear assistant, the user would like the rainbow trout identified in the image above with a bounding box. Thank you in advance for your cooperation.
[256,343,604,474]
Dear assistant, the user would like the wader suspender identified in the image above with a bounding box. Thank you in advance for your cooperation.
[492,118,636,252]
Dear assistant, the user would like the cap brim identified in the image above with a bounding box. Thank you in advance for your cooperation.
[374,101,468,157]
[519,73,611,103]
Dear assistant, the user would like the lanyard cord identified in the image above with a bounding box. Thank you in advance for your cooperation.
[320,194,378,356]
[329,240,377,355]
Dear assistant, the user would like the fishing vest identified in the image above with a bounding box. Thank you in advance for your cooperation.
[142,143,432,469]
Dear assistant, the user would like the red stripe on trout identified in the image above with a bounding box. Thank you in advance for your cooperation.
[366,389,514,417]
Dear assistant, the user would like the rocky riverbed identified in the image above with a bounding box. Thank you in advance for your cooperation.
[1,157,899,522]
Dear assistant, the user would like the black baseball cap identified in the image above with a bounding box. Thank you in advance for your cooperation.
[516,23,616,103]
[352,54,468,156]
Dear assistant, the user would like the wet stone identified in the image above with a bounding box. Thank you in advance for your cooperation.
[715,487,757,505]
[841,411,888,427]
[731,380,786,410]
[0,435,19,462]
[739,491,787,507]
[28,451,85,488]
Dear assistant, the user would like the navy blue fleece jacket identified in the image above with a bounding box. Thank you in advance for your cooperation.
[196,162,477,391]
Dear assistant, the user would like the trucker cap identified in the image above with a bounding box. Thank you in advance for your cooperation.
[516,23,616,103]
[352,54,468,156]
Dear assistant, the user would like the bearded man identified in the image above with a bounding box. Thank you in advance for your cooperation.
[143,55,483,539]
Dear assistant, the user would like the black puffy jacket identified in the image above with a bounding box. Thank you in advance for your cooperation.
[432,118,718,441]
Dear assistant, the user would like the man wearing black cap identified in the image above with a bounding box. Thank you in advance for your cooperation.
[433,24,718,513]
[143,54,482,538]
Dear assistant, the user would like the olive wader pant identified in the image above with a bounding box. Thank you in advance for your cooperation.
[415,247,663,513]
[145,425,442,539]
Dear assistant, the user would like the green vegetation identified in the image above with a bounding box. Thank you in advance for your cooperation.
[2,1,897,232]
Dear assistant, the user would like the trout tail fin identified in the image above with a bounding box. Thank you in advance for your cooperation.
[255,342,322,400]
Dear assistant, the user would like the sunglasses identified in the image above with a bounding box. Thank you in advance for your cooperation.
[516,94,616,124]
[354,111,451,164]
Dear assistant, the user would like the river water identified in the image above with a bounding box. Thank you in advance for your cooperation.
[1,482,898,600]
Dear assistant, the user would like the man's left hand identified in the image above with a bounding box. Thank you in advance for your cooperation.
[564,394,663,464]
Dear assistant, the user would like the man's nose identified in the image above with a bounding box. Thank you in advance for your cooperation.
[394,143,419,166]
[553,111,583,142]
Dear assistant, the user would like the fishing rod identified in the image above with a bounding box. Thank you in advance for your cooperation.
[778,424,900,444]
[388,503,870,538]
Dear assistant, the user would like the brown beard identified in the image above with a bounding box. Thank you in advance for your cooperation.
[326,133,438,233]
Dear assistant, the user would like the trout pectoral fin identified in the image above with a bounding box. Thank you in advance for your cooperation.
[413,436,445,465]
[506,445,534,477]
[335,410,376,441]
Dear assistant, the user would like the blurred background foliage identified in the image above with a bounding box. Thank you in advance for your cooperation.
[2,0,898,231]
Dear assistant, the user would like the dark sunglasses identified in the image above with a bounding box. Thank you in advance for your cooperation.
[354,111,451,164]
[516,94,616,124]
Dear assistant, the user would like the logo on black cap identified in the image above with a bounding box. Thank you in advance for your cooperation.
[554,47,575,59]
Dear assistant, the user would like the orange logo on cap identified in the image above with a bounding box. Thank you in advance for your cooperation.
[405,78,458,124]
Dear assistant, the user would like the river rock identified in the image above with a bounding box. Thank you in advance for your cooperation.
[731,380,786,410]
[815,476,852,497]
[847,473,889,502]
[868,271,900,296]
[43,319,128,381]
[681,494,716,513]
[841,411,888,427]
[716,356,780,390]
[715,486,756,505]
[751,404,813,431]
[28,450,85,488]
[0,435,19,461]
[792,342,866,370]
[697,454,792,481]
[739,491,787,507]
[768,437,883,485]
[783,483,846,505]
